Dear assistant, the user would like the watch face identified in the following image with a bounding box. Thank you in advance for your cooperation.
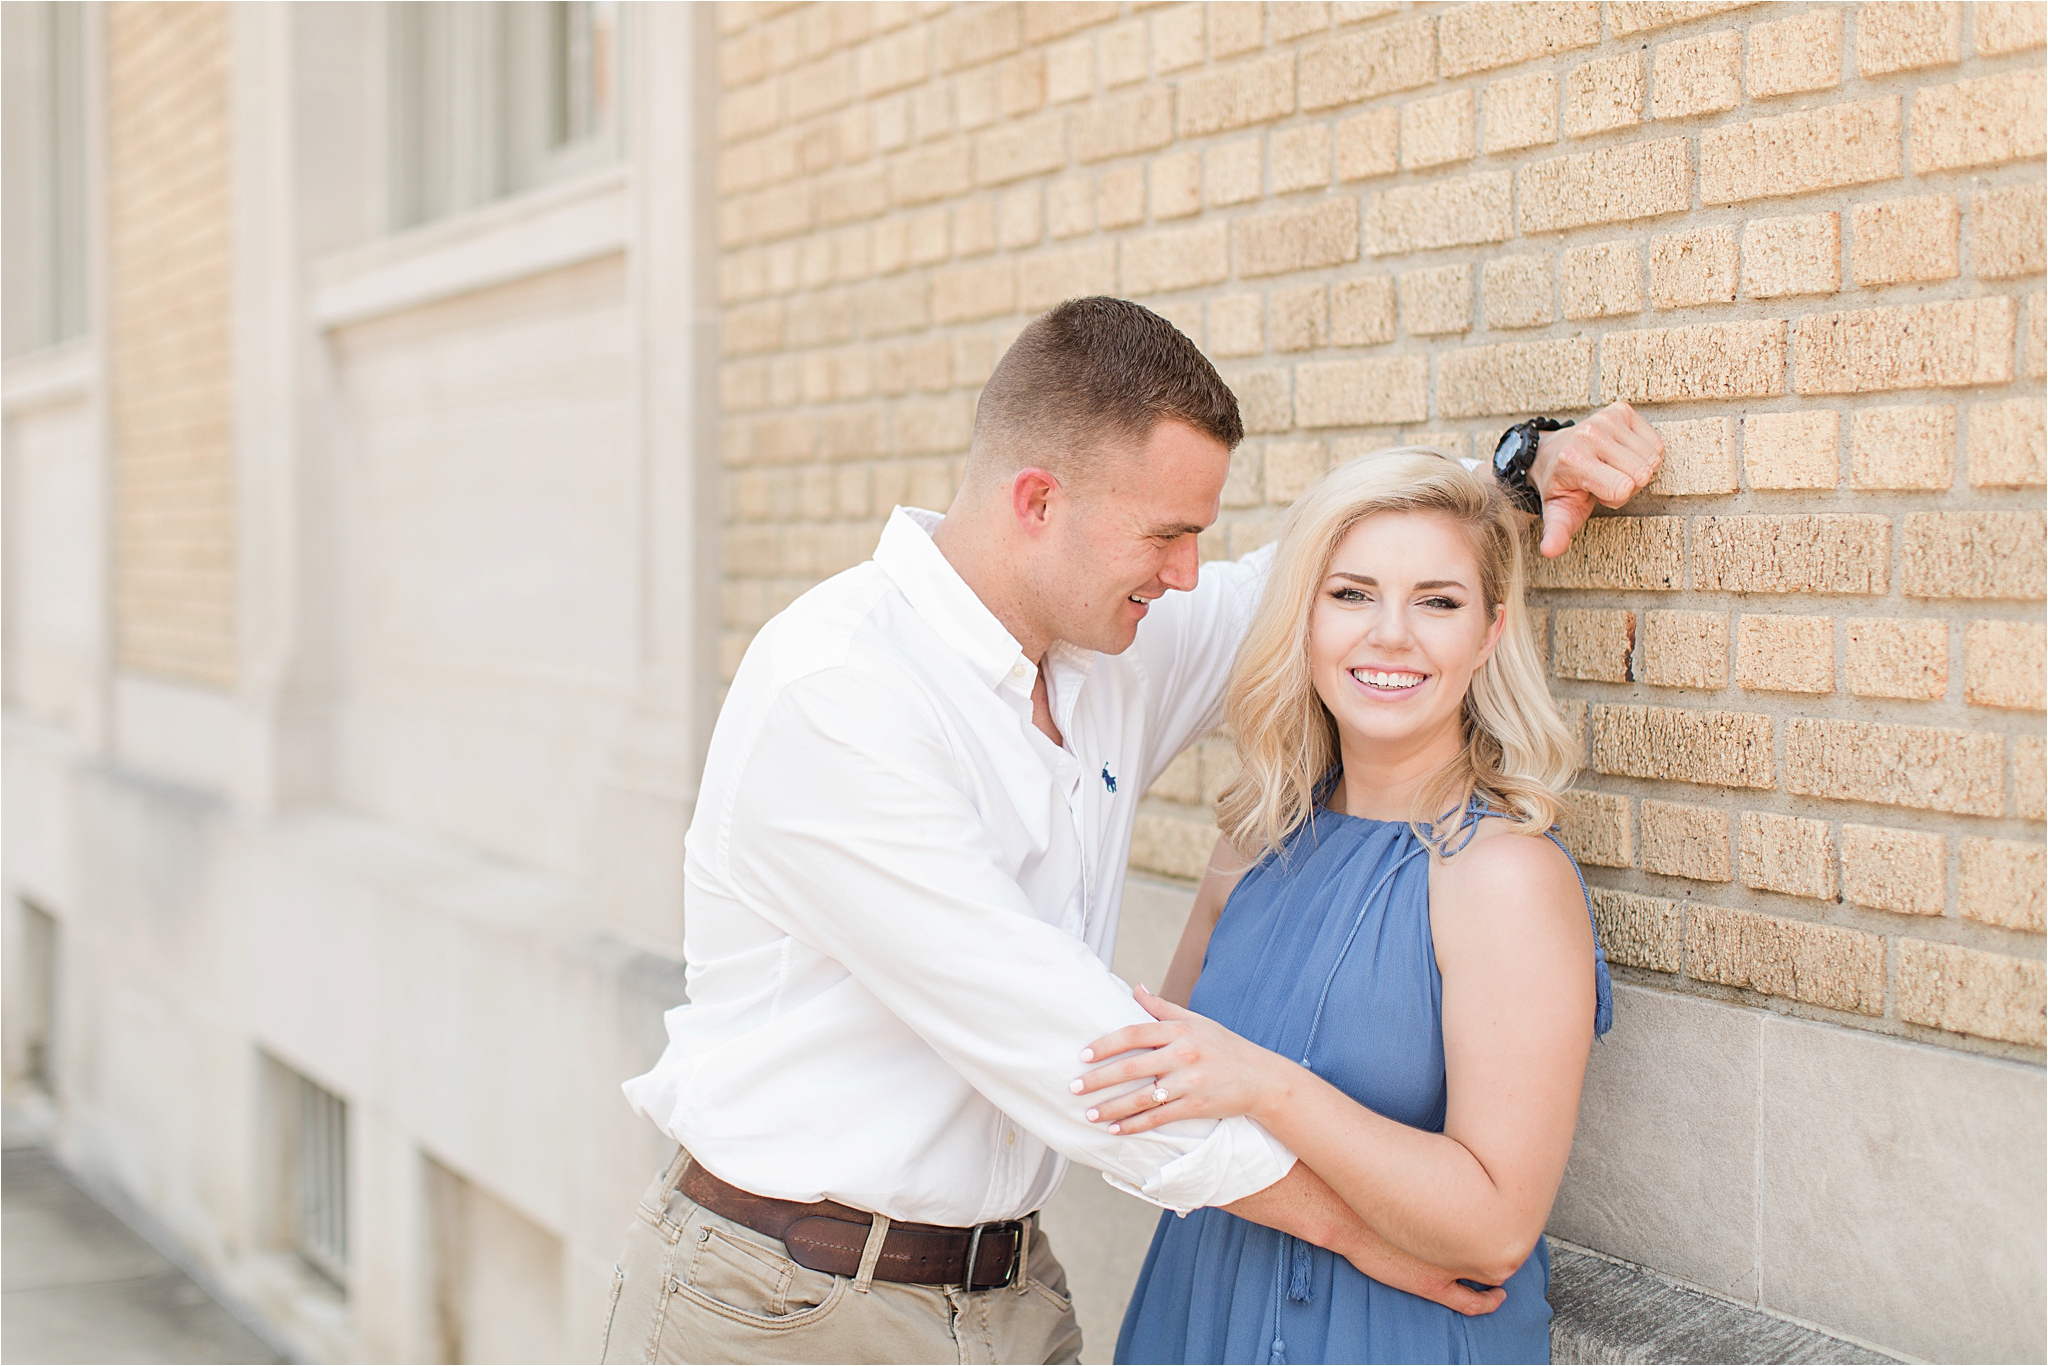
[1494,427,1529,473]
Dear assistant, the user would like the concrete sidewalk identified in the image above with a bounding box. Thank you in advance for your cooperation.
[2,1119,283,1365]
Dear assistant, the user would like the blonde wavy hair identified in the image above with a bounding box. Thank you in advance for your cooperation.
[1215,447,1577,862]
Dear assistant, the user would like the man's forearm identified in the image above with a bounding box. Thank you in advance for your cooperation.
[1222,1163,1504,1315]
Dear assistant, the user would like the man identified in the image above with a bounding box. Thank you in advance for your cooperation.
[603,298,1663,1364]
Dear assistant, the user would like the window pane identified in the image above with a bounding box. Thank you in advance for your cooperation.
[389,0,617,232]
[49,2,86,342]
[1,1,89,356]
[551,2,615,149]
[390,1,498,230]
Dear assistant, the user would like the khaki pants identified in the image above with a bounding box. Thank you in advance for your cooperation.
[598,1150,1085,1365]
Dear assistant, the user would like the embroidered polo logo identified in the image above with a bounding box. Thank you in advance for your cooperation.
[1101,765,1117,793]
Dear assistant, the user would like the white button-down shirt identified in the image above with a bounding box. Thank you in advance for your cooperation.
[622,507,1293,1225]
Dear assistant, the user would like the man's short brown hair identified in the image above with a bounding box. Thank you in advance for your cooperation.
[967,297,1243,487]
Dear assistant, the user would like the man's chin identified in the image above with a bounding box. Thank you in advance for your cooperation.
[1069,621,1142,656]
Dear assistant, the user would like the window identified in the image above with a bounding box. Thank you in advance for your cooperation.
[10,900,60,1095]
[1,1,89,357]
[267,1058,351,1290]
[388,2,619,231]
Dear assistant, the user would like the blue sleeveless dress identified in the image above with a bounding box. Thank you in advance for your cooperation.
[1115,804,1613,1366]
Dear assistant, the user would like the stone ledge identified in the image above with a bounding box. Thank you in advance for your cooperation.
[1548,1241,1898,1364]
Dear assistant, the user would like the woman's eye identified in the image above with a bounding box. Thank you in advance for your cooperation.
[1421,596,1462,610]
[1331,587,1367,602]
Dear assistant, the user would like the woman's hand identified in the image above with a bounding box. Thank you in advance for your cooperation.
[1071,984,1304,1133]
[1355,1255,1506,1318]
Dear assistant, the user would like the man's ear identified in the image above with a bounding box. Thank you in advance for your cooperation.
[1011,467,1061,533]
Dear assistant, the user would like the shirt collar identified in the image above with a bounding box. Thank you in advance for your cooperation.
[873,506,1034,692]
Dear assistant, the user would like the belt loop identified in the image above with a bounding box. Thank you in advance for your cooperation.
[852,1215,891,1294]
[1014,1214,1032,1295]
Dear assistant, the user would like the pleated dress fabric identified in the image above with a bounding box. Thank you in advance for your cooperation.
[1114,805,1613,1366]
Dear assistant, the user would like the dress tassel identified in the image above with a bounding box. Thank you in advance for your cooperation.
[1286,1236,1315,1303]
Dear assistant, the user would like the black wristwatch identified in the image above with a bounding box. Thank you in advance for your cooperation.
[1492,417,1573,515]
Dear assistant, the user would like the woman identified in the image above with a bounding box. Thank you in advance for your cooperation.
[1074,449,1612,1365]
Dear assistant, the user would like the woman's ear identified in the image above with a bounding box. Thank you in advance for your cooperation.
[1474,602,1508,668]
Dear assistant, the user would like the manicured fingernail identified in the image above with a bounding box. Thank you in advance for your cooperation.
[1108,1124,1120,1134]
[1069,1078,1084,1093]
[1086,1108,1099,1121]
[1079,1048,1094,1062]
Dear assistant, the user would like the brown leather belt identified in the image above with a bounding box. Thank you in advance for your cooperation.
[678,1160,1028,1291]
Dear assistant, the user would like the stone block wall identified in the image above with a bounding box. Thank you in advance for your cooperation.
[712,1,2046,1059]
[106,0,236,687]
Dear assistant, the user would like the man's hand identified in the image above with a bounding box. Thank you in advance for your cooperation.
[1528,401,1664,558]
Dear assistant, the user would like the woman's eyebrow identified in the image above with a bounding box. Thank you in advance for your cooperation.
[1328,572,1469,591]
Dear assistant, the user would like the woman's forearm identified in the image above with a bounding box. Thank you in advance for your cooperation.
[1159,835,1245,1006]
[1224,1164,1505,1316]
[1256,1061,1545,1285]
[1157,901,1221,1006]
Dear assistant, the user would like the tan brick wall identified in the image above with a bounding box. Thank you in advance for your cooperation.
[714,1,2045,1056]
[106,1,236,687]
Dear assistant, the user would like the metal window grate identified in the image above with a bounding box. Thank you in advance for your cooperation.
[292,1072,349,1286]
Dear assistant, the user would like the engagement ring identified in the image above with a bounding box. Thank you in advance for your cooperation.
[1151,1086,1170,1105]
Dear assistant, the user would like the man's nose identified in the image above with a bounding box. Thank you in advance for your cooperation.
[1159,536,1200,591]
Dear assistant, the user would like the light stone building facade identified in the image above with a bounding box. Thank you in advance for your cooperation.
[2,3,2043,1363]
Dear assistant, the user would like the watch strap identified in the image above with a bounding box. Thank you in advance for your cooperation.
[1493,416,1573,515]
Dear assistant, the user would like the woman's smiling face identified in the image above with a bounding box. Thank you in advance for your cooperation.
[1308,509,1506,760]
